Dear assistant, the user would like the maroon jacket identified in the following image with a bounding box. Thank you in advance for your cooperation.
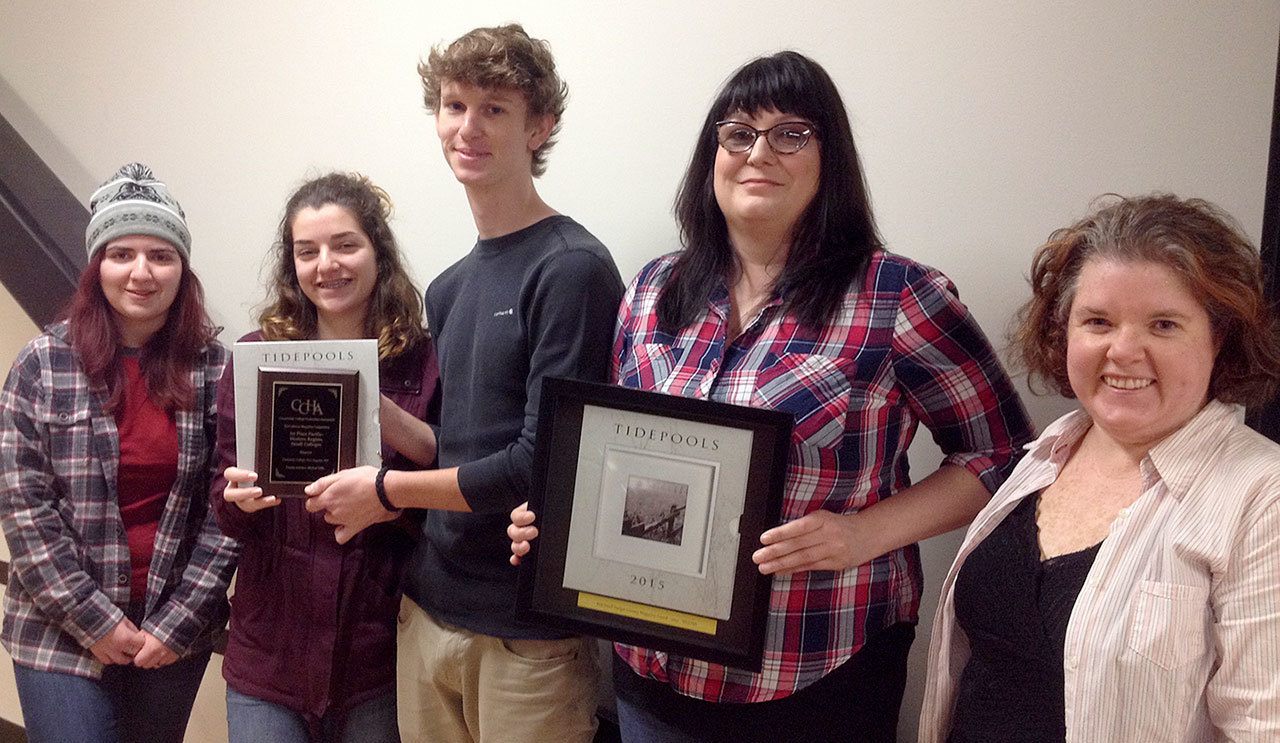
[210,333,440,731]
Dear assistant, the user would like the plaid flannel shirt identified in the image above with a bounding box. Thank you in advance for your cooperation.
[0,321,238,678]
[613,251,1034,702]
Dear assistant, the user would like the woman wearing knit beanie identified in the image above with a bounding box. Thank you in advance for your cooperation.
[0,162,237,742]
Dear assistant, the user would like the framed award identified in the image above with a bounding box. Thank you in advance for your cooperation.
[516,377,792,671]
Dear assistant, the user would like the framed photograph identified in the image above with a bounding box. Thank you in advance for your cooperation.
[516,377,792,671]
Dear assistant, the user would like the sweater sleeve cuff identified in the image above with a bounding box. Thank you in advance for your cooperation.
[456,459,514,514]
[210,497,265,541]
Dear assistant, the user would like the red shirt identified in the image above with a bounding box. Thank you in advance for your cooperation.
[114,355,178,604]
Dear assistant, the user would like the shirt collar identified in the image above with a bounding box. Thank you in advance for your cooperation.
[1026,408,1093,466]
[47,319,72,343]
[1026,400,1241,501]
[707,281,730,321]
[705,276,785,325]
[1146,400,1242,500]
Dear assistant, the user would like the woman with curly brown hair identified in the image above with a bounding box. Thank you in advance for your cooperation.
[920,194,1280,742]
[212,173,440,742]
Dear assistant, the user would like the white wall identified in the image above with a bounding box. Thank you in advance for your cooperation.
[1,2,1276,740]
[0,284,39,375]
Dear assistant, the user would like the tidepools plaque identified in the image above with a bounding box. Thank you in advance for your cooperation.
[254,367,359,497]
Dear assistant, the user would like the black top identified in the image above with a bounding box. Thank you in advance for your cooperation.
[948,493,1102,743]
[404,215,624,639]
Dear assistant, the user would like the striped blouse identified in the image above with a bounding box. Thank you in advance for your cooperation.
[919,400,1280,742]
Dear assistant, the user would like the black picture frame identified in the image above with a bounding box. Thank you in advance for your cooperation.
[516,377,792,671]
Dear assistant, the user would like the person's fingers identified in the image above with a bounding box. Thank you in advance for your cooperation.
[251,495,281,511]
[223,485,263,502]
[510,502,536,526]
[753,530,816,565]
[755,543,830,575]
[224,466,257,481]
[131,648,153,669]
[506,523,538,542]
[305,471,342,496]
[124,635,145,655]
[228,488,278,512]
[758,513,823,545]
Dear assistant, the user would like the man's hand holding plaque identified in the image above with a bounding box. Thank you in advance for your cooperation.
[305,465,400,544]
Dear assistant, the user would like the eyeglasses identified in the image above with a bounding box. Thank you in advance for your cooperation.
[714,120,816,154]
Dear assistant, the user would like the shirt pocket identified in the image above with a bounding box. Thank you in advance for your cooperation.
[1126,579,1210,670]
[618,343,681,392]
[752,353,851,451]
[32,393,95,475]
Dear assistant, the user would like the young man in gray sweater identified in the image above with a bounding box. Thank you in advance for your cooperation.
[305,24,623,743]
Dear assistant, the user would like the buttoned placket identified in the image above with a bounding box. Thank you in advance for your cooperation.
[1061,466,1156,739]
[694,293,733,399]
[697,291,779,400]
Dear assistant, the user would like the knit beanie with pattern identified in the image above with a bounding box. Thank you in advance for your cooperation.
[85,162,191,258]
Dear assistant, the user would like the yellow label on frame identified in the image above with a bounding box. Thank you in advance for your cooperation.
[576,592,718,635]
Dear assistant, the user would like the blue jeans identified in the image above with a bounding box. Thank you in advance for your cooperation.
[13,650,210,743]
[226,688,399,743]
[615,695,703,743]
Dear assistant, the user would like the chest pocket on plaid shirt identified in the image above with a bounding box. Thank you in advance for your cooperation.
[618,343,683,392]
[752,353,851,450]
[34,393,95,468]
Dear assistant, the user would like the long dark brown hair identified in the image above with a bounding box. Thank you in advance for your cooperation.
[258,173,427,358]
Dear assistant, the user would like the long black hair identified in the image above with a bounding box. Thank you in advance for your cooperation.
[658,51,882,332]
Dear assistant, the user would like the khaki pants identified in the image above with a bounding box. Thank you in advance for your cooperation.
[396,597,599,743]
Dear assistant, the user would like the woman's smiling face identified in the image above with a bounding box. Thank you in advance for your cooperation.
[291,204,378,334]
[712,108,820,237]
[1066,257,1218,450]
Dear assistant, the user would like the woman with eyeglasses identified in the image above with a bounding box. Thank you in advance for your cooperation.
[509,52,1034,742]
[0,163,236,742]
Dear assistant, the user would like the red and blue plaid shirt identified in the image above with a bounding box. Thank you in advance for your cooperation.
[612,251,1033,702]
[0,321,237,678]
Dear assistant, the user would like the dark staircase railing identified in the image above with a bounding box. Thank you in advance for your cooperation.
[0,111,86,329]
